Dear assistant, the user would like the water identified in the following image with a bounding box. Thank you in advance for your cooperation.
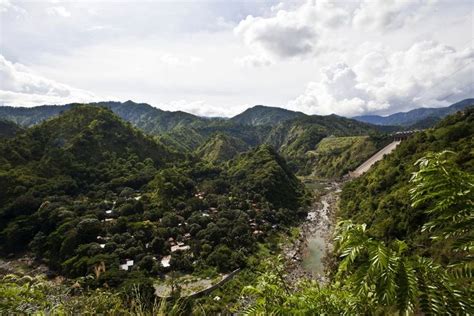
[301,191,334,276]
[302,234,326,274]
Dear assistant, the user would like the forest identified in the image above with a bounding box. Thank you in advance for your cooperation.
[0,105,472,314]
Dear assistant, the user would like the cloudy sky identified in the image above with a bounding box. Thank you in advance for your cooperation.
[1,0,473,117]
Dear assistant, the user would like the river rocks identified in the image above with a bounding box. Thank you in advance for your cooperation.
[283,181,341,286]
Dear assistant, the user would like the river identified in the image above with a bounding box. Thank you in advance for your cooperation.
[284,181,341,283]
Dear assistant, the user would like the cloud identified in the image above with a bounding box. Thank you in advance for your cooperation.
[45,6,71,17]
[234,54,273,67]
[156,100,243,117]
[0,55,98,106]
[159,54,203,67]
[352,0,436,31]
[234,0,436,62]
[0,0,26,16]
[287,41,474,116]
[234,1,325,60]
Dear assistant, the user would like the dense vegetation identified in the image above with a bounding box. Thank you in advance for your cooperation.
[0,105,472,314]
[229,105,305,126]
[304,135,388,178]
[195,133,249,162]
[0,120,22,138]
[0,101,389,178]
[243,146,473,315]
[0,106,309,301]
[340,108,473,258]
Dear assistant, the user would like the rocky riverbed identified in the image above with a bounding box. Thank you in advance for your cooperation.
[283,181,341,285]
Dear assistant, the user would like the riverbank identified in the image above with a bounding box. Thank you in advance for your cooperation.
[283,181,341,285]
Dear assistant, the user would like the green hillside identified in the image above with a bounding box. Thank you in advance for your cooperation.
[0,101,214,133]
[264,115,382,175]
[0,102,387,179]
[0,119,22,138]
[230,105,306,126]
[0,106,309,296]
[228,145,308,210]
[195,133,249,162]
[340,108,474,257]
[307,135,388,178]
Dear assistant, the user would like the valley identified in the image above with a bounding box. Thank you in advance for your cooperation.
[0,103,472,314]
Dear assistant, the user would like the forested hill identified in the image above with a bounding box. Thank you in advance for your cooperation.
[195,133,249,162]
[262,114,386,176]
[230,105,306,126]
[0,105,179,169]
[0,101,213,134]
[353,98,474,126]
[0,119,22,138]
[340,108,473,257]
[0,101,390,178]
[0,105,309,289]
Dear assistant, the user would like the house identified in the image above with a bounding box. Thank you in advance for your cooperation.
[119,259,134,271]
[161,255,171,268]
[171,244,190,252]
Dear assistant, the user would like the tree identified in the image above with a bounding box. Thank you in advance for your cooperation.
[333,151,473,314]
[410,151,473,255]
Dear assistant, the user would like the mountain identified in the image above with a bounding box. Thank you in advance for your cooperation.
[1,105,178,168]
[0,100,213,133]
[263,114,383,175]
[195,133,249,162]
[0,102,386,177]
[0,119,22,138]
[353,98,474,126]
[306,135,387,178]
[228,145,307,209]
[340,108,474,254]
[0,106,180,213]
[0,105,310,290]
[230,105,306,126]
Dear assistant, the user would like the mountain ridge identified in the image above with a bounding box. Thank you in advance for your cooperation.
[353,98,474,126]
[230,105,306,126]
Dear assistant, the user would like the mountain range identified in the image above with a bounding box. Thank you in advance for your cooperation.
[0,99,471,178]
[353,98,474,126]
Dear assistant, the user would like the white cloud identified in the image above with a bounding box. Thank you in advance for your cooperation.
[234,0,437,62]
[157,100,244,117]
[45,6,71,17]
[287,41,474,116]
[234,54,273,67]
[352,0,436,31]
[234,2,321,60]
[0,0,26,16]
[0,55,98,106]
[159,54,203,67]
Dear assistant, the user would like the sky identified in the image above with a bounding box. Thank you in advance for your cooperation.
[0,0,473,117]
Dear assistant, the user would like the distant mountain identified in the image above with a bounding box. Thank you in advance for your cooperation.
[230,105,306,126]
[195,133,249,162]
[353,98,474,126]
[0,120,22,138]
[0,101,213,134]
